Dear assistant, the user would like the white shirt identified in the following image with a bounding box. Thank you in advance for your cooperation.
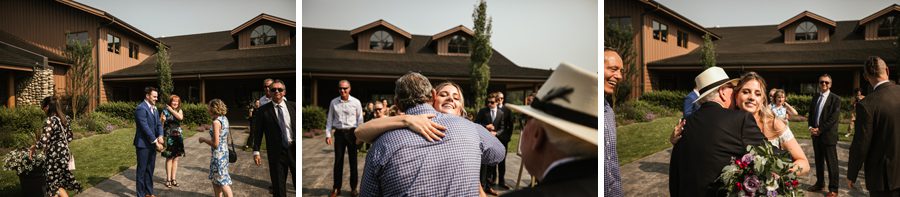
[815,91,830,127]
[144,100,159,144]
[490,107,497,122]
[254,99,293,156]
[874,80,890,90]
[325,96,364,138]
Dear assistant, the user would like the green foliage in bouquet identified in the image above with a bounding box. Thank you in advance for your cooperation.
[718,145,804,197]
[2,149,46,175]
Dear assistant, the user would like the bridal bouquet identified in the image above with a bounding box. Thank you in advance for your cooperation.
[3,148,47,175]
[718,144,803,197]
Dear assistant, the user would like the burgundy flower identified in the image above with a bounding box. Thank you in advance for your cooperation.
[737,182,743,191]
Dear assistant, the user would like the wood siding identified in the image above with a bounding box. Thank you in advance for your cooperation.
[97,28,156,102]
[0,0,101,62]
[237,21,293,49]
[642,15,704,91]
[604,0,644,97]
[864,16,899,40]
[783,20,830,44]
[435,32,471,56]
[356,28,406,53]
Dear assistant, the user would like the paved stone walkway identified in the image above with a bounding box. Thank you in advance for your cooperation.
[302,134,534,196]
[77,127,295,197]
[621,139,869,196]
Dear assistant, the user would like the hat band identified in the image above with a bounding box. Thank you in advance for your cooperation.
[530,98,598,129]
[698,78,732,95]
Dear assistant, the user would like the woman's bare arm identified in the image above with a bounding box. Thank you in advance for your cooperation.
[782,138,810,176]
[355,114,446,143]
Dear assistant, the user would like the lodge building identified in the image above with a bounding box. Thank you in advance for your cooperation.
[1,0,295,124]
[302,20,551,109]
[606,0,899,96]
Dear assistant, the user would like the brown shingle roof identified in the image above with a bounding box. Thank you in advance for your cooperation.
[103,30,295,79]
[0,40,45,70]
[302,27,551,80]
[859,4,900,25]
[0,30,67,64]
[648,20,896,68]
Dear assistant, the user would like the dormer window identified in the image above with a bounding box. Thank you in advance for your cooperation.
[795,21,817,41]
[448,35,469,54]
[878,15,899,37]
[370,30,394,50]
[251,25,276,46]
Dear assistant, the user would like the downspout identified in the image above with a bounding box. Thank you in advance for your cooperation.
[641,3,661,95]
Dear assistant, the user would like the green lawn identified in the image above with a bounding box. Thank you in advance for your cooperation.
[0,126,201,196]
[615,116,853,167]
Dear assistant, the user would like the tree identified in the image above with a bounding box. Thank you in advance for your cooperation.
[156,43,173,104]
[604,16,638,106]
[64,40,96,120]
[700,33,717,68]
[470,0,493,107]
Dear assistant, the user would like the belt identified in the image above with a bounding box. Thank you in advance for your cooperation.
[334,128,355,132]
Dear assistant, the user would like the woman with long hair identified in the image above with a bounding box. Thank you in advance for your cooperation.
[161,95,185,188]
[33,96,82,197]
[199,99,233,197]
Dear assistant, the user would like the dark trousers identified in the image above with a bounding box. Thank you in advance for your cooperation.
[269,144,296,197]
[333,129,358,191]
[870,189,900,197]
[496,140,509,185]
[135,147,157,196]
[812,137,839,192]
[481,164,493,190]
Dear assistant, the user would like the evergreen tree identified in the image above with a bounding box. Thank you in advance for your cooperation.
[64,40,96,120]
[700,33,717,68]
[470,0,493,107]
[156,44,173,104]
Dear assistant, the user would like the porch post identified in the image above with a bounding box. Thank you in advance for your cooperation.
[853,70,860,91]
[200,79,206,103]
[7,72,14,108]
[311,79,318,106]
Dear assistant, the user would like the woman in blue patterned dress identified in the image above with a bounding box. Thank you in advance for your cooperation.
[198,99,233,197]
[33,96,82,197]
[161,95,185,188]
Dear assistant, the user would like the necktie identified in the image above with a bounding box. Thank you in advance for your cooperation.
[815,94,824,127]
[491,109,496,122]
[275,105,290,147]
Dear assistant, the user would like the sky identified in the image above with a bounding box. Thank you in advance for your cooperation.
[302,0,599,72]
[655,0,900,28]
[76,0,296,37]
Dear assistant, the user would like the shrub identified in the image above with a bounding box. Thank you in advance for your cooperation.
[615,100,674,124]
[0,106,45,148]
[180,103,210,126]
[302,105,326,131]
[71,112,126,134]
[786,94,851,119]
[96,101,137,121]
[640,90,689,111]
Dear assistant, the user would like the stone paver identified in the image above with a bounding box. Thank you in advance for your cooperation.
[620,139,870,197]
[302,134,534,196]
[77,127,295,197]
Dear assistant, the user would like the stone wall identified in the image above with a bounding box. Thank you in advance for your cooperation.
[15,66,55,106]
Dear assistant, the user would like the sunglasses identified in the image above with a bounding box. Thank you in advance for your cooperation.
[819,81,830,85]
[488,101,496,104]
[339,87,350,91]
[374,108,383,111]
[270,88,285,93]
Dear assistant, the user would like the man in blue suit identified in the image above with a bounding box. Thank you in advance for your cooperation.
[134,87,164,197]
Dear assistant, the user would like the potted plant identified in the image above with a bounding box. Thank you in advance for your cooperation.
[3,148,48,196]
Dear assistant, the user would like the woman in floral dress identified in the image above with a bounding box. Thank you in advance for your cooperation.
[199,99,233,197]
[161,95,185,188]
[34,96,82,197]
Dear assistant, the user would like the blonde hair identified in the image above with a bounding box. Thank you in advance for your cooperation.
[733,72,780,138]
[208,99,227,116]
[434,81,466,115]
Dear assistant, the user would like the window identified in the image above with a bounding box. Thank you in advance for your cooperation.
[878,15,899,37]
[107,34,120,53]
[251,25,277,46]
[609,16,632,30]
[653,20,668,42]
[369,30,394,50]
[677,31,688,48]
[448,35,469,54]
[129,42,139,59]
[794,21,818,41]
[66,32,88,47]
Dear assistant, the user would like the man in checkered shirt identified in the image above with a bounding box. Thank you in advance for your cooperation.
[360,72,505,196]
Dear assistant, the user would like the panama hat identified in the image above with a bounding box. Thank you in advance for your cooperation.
[506,63,597,145]
[693,67,738,103]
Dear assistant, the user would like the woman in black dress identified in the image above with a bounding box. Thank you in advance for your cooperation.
[161,95,185,188]
[34,96,82,197]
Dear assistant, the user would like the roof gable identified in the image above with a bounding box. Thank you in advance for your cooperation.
[859,4,900,25]
[639,0,721,39]
[431,25,473,41]
[777,11,836,30]
[56,0,161,46]
[230,13,296,36]
[349,20,412,39]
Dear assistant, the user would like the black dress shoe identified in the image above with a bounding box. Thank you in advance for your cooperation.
[498,183,511,190]
[806,184,824,192]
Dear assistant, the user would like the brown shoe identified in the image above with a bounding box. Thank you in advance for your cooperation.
[826,191,838,197]
[485,188,499,196]
[330,188,340,197]
[351,189,360,197]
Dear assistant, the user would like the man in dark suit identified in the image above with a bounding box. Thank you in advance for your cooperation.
[493,91,514,190]
[253,80,297,197]
[475,95,505,195]
[669,67,766,197]
[133,87,164,197]
[806,74,842,197]
[848,56,900,196]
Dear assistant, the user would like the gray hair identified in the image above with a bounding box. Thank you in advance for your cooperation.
[697,90,720,104]
[540,120,597,157]
[394,72,433,111]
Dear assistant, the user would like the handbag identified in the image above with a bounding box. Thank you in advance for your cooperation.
[228,127,237,163]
